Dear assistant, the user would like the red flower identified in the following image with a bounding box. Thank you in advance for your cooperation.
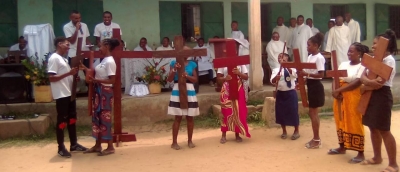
[58,122,67,129]
[161,66,165,70]
[30,61,34,65]
[145,66,149,71]
[155,62,159,66]
[154,75,160,80]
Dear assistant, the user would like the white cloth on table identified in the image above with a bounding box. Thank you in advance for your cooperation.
[288,24,313,62]
[128,83,149,96]
[325,25,351,67]
[266,40,287,69]
[23,23,55,60]
[123,45,153,94]
[344,19,361,43]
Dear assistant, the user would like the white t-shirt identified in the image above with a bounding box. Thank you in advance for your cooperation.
[217,65,248,77]
[63,21,90,57]
[338,62,365,83]
[94,22,122,41]
[47,53,73,99]
[270,68,297,91]
[95,56,116,87]
[366,55,396,87]
[9,43,28,51]
[304,53,325,80]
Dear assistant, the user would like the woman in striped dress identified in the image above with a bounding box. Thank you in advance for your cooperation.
[167,47,199,150]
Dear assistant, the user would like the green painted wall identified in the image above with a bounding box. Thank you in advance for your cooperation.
[12,0,400,49]
[18,0,53,36]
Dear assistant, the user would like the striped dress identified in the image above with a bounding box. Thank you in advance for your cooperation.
[167,60,200,116]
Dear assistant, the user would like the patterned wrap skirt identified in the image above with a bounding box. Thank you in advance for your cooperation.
[91,83,113,140]
[220,81,251,137]
[333,81,364,151]
[167,83,200,116]
[362,86,393,131]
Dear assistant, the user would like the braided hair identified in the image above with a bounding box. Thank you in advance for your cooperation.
[308,32,324,48]
[102,38,120,51]
[351,42,369,57]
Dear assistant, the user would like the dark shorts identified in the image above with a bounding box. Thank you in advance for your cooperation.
[363,86,393,131]
[307,79,325,108]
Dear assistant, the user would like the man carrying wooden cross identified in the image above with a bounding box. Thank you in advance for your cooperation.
[211,38,251,144]
[358,31,398,172]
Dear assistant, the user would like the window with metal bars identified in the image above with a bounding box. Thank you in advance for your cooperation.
[389,5,400,39]
[330,5,346,19]
[181,4,201,42]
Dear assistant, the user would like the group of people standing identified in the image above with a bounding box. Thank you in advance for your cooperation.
[267,14,398,172]
[47,9,398,172]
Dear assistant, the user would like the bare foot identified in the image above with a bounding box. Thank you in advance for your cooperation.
[171,143,181,150]
[220,137,227,144]
[188,141,196,148]
[236,136,243,143]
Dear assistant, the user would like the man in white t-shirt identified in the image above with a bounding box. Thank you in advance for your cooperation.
[63,10,91,66]
[9,36,28,51]
[94,11,122,46]
[47,37,88,158]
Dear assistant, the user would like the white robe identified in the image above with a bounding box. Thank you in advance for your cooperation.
[325,25,351,67]
[310,26,320,36]
[288,24,313,62]
[156,45,174,88]
[287,26,296,58]
[272,25,290,42]
[231,30,245,40]
[123,45,153,94]
[190,45,213,74]
[322,30,329,51]
[266,40,287,70]
[344,19,361,43]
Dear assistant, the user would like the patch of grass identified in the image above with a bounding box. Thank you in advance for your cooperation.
[247,111,265,127]
[391,104,400,111]
[0,125,92,148]
[247,99,264,106]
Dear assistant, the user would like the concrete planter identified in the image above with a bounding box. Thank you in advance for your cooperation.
[0,114,51,139]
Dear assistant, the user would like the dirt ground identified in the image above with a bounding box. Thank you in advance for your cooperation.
[1,112,399,172]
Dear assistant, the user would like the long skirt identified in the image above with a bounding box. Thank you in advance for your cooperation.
[91,84,113,140]
[275,89,299,126]
[220,81,251,137]
[362,86,393,131]
[333,82,364,151]
[167,83,200,116]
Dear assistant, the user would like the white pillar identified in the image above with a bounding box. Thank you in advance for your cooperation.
[248,0,263,90]
[223,1,232,38]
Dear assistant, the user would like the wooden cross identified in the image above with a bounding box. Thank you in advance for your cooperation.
[80,28,207,145]
[70,37,85,101]
[210,39,250,100]
[281,49,317,107]
[357,37,393,115]
[326,50,347,120]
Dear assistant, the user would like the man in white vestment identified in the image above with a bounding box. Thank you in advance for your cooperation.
[272,17,290,42]
[94,11,122,46]
[156,37,174,88]
[325,16,351,67]
[124,37,153,94]
[287,18,297,59]
[344,12,361,43]
[9,36,28,52]
[322,20,335,51]
[266,32,287,70]
[190,38,214,86]
[288,15,313,62]
[231,21,245,40]
[306,18,320,36]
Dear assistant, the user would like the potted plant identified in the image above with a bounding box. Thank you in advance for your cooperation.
[21,53,52,102]
[136,58,168,94]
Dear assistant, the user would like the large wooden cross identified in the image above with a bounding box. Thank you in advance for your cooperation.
[210,39,250,100]
[80,28,207,145]
[357,37,393,115]
[326,50,347,120]
[281,49,317,107]
[70,37,85,100]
